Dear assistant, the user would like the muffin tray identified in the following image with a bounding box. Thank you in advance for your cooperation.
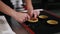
[24,10,60,34]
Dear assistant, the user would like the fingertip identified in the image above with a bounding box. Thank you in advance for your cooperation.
[34,14,37,18]
[28,15,30,20]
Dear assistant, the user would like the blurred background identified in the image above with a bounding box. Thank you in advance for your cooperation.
[31,0,60,16]
[11,0,60,16]
[19,0,60,16]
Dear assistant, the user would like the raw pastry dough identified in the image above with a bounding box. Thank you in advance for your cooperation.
[28,18,38,23]
[39,15,48,19]
[47,20,58,25]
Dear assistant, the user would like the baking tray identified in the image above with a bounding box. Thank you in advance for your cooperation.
[24,10,60,34]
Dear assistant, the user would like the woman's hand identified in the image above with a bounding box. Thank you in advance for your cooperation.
[28,10,40,18]
[33,10,40,18]
[12,12,30,23]
[0,0,30,23]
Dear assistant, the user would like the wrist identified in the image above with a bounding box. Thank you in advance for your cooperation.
[10,11,18,18]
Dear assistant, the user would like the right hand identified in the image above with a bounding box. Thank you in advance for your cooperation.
[28,10,40,18]
[12,12,30,23]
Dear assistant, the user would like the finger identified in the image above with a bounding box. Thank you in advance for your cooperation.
[29,13,33,18]
[34,13,37,18]
[28,11,33,17]
[27,15,30,20]
[19,20,24,23]
[23,17,27,22]
[36,11,40,16]
[21,17,26,22]
[38,11,40,16]
[25,16,28,21]
[25,17,27,21]
[23,19,26,22]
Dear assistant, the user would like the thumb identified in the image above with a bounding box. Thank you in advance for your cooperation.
[34,13,37,18]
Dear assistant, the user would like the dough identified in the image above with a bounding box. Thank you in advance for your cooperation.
[47,20,58,25]
[39,15,48,19]
[28,18,38,23]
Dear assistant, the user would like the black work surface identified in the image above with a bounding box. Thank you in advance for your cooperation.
[24,11,60,34]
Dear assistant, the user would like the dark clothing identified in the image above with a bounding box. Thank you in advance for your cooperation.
[0,0,14,25]
[0,0,14,15]
[1,0,14,9]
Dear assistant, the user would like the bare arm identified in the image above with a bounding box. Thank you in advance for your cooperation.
[0,1,30,23]
[24,0,34,17]
[0,1,17,17]
[24,0,40,18]
[24,0,33,11]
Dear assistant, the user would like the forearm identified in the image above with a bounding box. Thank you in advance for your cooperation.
[24,0,33,11]
[0,1,17,17]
